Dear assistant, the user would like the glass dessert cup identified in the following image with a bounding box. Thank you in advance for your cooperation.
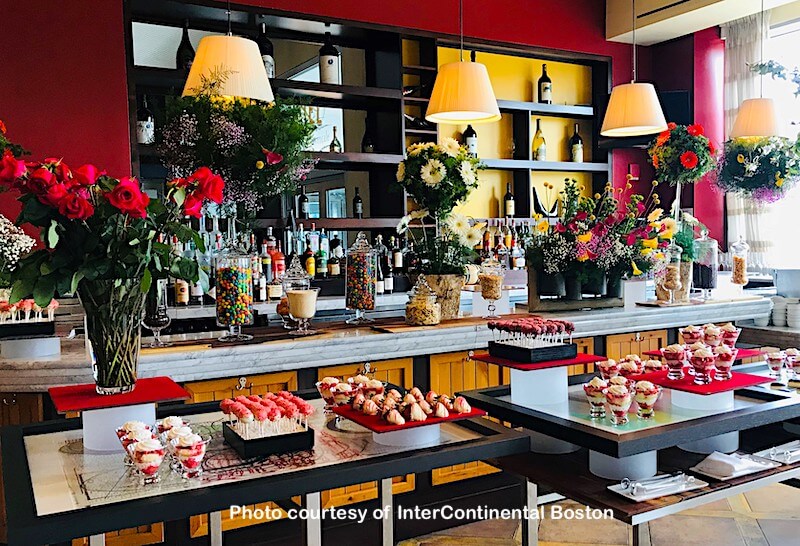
[679,327,703,346]
[690,356,717,385]
[287,287,320,336]
[634,384,662,419]
[661,349,686,380]
[142,279,172,348]
[597,360,620,380]
[156,416,189,435]
[605,390,633,426]
[315,379,338,413]
[583,383,607,419]
[767,353,786,378]
[714,352,737,381]
[129,442,166,485]
[721,328,741,348]
[171,436,210,479]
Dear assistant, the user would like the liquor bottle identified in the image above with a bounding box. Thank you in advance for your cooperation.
[249,233,261,298]
[256,22,275,78]
[463,124,478,157]
[569,123,583,162]
[361,116,375,153]
[267,276,283,301]
[504,183,515,218]
[308,222,320,253]
[172,236,189,306]
[258,276,268,302]
[384,256,394,294]
[272,241,286,279]
[319,31,340,85]
[200,238,216,305]
[503,220,513,249]
[315,251,327,279]
[532,118,546,161]
[319,228,330,259]
[353,187,364,219]
[327,254,341,277]
[482,219,493,259]
[537,63,552,104]
[330,232,342,255]
[295,224,306,257]
[187,241,205,306]
[136,95,155,145]
[260,242,273,283]
[376,258,385,295]
[303,237,316,277]
[494,230,509,269]
[391,236,404,273]
[329,126,342,153]
[265,226,277,252]
[176,20,195,72]
[374,234,389,264]
[511,240,526,270]
[298,186,310,219]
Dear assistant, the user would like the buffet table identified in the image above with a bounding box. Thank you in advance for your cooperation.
[0,298,771,391]
[1,398,529,546]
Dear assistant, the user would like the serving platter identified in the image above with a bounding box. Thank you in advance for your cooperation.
[628,370,771,396]
[332,405,486,433]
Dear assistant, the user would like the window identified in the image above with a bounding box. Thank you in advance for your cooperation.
[326,188,347,218]
[291,63,345,152]
[307,191,321,219]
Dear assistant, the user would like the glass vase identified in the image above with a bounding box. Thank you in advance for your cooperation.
[78,278,147,395]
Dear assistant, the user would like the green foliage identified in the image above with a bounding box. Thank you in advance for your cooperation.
[750,60,800,98]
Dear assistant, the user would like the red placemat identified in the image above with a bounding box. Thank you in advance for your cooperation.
[628,369,771,395]
[332,405,486,433]
[643,347,763,360]
[49,376,191,413]
[471,352,606,371]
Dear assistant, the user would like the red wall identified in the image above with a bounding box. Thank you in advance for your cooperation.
[692,27,725,243]
[0,0,131,225]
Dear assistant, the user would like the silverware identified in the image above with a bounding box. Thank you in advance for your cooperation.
[620,472,683,491]
[781,448,800,462]
[631,475,694,496]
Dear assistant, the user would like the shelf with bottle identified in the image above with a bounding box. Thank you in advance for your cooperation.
[480,158,609,173]
[252,218,422,230]
[309,151,405,169]
[401,64,438,74]
[495,100,594,119]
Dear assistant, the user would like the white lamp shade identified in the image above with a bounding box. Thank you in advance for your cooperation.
[600,82,668,137]
[730,98,778,138]
[425,61,501,124]
[182,35,274,102]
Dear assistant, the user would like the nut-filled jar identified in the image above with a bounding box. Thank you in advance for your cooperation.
[730,236,749,286]
[405,276,441,326]
[345,231,377,324]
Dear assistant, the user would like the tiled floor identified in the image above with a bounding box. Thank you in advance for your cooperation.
[399,483,800,546]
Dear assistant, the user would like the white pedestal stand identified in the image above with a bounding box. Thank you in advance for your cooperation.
[82,403,156,452]
[509,366,579,453]
[0,336,61,359]
[372,424,440,447]
[671,390,739,453]
[589,450,658,480]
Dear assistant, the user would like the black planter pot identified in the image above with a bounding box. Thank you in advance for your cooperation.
[606,276,624,299]
[564,272,582,301]
[582,272,607,296]
[537,271,566,297]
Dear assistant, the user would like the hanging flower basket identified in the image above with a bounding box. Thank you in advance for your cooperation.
[715,136,800,203]
[648,123,717,186]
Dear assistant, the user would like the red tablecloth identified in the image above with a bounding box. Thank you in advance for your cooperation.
[471,352,606,371]
[49,377,190,413]
[628,369,771,395]
[333,405,486,433]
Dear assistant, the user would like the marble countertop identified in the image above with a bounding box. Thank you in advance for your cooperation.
[0,297,772,392]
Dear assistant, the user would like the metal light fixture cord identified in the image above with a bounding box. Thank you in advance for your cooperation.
[459,0,464,62]
[631,0,637,82]
[227,0,232,36]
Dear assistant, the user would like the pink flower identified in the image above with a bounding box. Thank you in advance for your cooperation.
[72,164,103,186]
[262,148,284,165]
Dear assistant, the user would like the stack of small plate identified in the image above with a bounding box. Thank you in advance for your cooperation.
[773,296,788,327]
[787,300,800,329]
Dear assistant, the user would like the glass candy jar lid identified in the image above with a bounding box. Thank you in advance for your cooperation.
[348,231,374,255]
[408,275,436,302]
[731,235,750,254]
[480,257,504,275]
[694,229,719,265]
[282,255,311,289]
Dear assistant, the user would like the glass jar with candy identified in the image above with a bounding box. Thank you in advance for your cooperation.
[345,231,377,324]
[215,247,254,342]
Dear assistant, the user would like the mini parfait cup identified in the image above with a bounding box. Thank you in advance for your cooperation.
[690,348,717,385]
[767,352,786,378]
[720,324,741,348]
[129,439,166,485]
[583,378,608,419]
[714,346,738,381]
[680,326,703,346]
[661,345,687,380]
[605,385,632,426]
[786,348,800,379]
[171,434,210,479]
[596,359,620,380]
[634,381,662,419]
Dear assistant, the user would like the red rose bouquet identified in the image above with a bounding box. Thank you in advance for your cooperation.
[647,123,717,186]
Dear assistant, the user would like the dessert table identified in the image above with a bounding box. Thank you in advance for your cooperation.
[1,397,529,546]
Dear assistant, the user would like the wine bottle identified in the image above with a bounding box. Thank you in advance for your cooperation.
[298,186,310,219]
[176,19,195,72]
[319,31,340,85]
[391,236,404,273]
[504,182,515,218]
[257,22,275,79]
[376,258,385,295]
[402,82,430,97]
[361,117,374,153]
[537,63,552,104]
[329,126,342,153]
[136,95,155,145]
[403,113,435,131]
[384,256,394,294]
[353,187,363,219]
[569,123,583,162]
[532,118,546,161]
[463,124,478,157]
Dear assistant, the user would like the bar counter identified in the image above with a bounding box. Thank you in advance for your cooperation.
[0,297,771,392]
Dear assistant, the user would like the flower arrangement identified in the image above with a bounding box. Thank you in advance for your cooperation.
[159,70,317,215]
[715,136,800,203]
[396,139,482,220]
[397,210,481,275]
[0,151,223,307]
[0,214,35,289]
[648,123,717,186]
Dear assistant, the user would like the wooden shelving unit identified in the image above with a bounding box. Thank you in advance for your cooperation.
[482,158,611,173]
[496,99,594,118]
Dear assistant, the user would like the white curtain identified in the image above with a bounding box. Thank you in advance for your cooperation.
[721,12,772,271]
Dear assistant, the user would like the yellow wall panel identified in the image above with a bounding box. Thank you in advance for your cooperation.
[454,169,511,219]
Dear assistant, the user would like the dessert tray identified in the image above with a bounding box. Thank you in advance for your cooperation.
[689,452,780,481]
[753,440,800,464]
[332,405,486,433]
[607,473,709,502]
[628,370,771,395]
[486,317,577,363]
[643,347,763,361]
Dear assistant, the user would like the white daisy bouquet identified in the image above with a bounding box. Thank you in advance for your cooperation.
[398,210,482,275]
[396,138,482,221]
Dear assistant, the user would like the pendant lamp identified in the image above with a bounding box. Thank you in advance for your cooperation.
[425,0,500,124]
[182,2,274,102]
[730,0,778,138]
[600,0,667,137]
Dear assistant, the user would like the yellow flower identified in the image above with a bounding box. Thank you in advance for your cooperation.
[737,154,745,164]
[654,252,665,261]
[536,220,549,233]
[660,229,674,240]
[594,193,601,199]
[631,260,643,276]
[533,213,543,221]
[577,232,593,243]
[641,248,654,256]
[776,178,784,187]
[662,217,677,232]
[642,238,658,249]
[255,160,265,170]
[647,208,663,222]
